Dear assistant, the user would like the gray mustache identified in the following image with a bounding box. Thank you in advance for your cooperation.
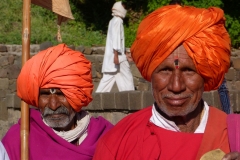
[162,94,193,99]
[42,106,69,117]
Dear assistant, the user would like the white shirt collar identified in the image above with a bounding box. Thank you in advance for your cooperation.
[150,101,209,133]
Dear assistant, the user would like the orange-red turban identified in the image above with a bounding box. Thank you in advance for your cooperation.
[17,44,93,112]
[131,5,231,91]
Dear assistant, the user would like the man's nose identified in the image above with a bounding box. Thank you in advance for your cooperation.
[167,70,186,93]
[48,95,61,111]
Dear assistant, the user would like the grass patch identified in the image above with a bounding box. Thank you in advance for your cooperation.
[0,0,106,47]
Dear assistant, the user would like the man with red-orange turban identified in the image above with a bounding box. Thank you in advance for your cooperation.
[93,5,240,160]
[2,44,113,160]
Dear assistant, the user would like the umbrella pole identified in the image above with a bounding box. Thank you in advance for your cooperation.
[21,0,31,159]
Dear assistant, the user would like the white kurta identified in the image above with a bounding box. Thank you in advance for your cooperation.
[101,16,126,72]
[96,16,134,92]
[0,142,9,160]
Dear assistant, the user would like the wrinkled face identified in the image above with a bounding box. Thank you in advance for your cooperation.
[38,88,76,130]
[151,45,204,117]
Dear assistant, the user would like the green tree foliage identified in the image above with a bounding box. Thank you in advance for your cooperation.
[147,0,170,13]
[182,0,240,47]
[0,0,22,44]
[70,0,114,32]
[0,0,240,48]
[0,0,106,46]
[222,0,240,47]
[183,0,223,8]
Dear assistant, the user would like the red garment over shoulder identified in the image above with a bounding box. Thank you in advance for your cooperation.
[147,122,203,159]
[93,106,230,160]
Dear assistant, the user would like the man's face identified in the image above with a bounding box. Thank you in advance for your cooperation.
[151,45,204,117]
[38,88,76,130]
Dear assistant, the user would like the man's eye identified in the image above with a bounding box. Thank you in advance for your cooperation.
[185,69,192,72]
[160,68,171,72]
[162,68,169,71]
[56,92,64,96]
[183,68,195,74]
[40,92,50,95]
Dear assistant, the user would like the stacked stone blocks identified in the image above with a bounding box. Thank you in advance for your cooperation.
[0,44,240,139]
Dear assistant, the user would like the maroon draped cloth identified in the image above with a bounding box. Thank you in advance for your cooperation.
[2,109,113,160]
[227,114,240,152]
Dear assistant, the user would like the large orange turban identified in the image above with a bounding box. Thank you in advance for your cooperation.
[131,5,231,91]
[17,44,93,112]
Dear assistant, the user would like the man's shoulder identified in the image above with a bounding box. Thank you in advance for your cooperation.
[2,109,40,139]
[206,106,228,132]
[94,106,152,157]
[99,106,152,140]
[2,122,20,152]
[2,127,18,160]
[90,116,113,129]
[209,106,227,117]
[120,106,152,122]
[110,16,123,23]
[85,116,114,141]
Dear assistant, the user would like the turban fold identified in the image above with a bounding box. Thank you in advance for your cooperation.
[17,44,93,112]
[131,5,231,91]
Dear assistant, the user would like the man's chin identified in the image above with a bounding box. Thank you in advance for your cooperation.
[43,116,70,128]
[45,114,67,120]
[159,105,196,117]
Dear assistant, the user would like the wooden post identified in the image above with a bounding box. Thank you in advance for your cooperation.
[21,0,31,159]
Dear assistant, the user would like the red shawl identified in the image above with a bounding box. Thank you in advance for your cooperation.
[93,106,230,159]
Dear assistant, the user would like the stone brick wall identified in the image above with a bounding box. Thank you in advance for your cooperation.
[0,44,240,139]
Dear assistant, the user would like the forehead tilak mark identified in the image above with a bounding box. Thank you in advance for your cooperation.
[174,47,179,69]
[50,88,57,94]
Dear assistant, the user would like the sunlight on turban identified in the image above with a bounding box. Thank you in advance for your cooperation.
[131,5,231,91]
[17,44,93,112]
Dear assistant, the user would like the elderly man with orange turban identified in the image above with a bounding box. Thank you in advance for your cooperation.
[2,44,113,160]
[93,5,240,160]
